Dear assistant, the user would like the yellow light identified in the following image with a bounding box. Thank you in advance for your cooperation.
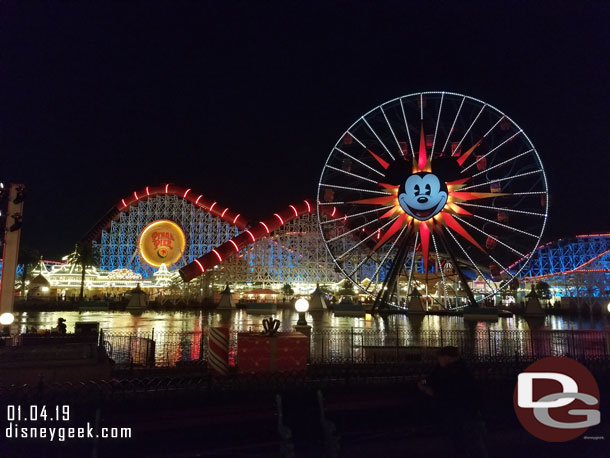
[295,297,309,312]
[0,313,14,325]
[138,220,186,268]
[607,302,610,314]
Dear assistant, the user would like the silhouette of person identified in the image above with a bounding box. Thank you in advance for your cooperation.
[418,346,488,458]
[55,318,67,335]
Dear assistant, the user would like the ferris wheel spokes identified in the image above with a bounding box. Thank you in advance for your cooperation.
[317,92,548,310]
[440,95,466,154]
[430,92,445,159]
[379,105,404,156]
[399,97,416,157]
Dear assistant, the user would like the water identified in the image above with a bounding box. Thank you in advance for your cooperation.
[12,309,610,334]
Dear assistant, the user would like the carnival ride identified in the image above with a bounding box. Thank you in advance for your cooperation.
[83,184,243,278]
[75,93,550,310]
[514,233,610,299]
[316,92,549,310]
[79,184,342,288]
[6,92,610,310]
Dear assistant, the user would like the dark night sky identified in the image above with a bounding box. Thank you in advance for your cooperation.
[1,0,609,259]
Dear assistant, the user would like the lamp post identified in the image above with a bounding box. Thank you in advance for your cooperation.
[294,297,311,337]
[0,312,14,337]
[0,313,14,325]
[295,297,309,325]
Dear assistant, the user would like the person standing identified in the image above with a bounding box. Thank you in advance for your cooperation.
[54,317,67,334]
[418,346,488,458]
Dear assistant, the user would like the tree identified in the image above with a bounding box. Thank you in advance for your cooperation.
[282,283,294,300]
[535,281,552,300]
[338,279,356,296]
[67,241,100,301]
[18,245,40,296]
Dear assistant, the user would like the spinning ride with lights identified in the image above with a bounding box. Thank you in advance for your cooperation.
[317,92,548,310]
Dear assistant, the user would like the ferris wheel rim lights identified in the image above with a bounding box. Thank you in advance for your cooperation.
[317,91,549,307]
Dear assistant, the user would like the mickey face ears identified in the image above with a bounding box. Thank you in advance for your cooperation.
[383,156,462,186]
[383,159,412,186]
[430,156,462,183]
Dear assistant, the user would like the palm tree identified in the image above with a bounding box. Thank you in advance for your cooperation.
[535,281,552,300]
[18,245,40,296]
[67,241,100,302]
[282,283,294,302]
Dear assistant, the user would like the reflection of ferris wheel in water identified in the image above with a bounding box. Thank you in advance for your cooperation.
[317,92,548,310]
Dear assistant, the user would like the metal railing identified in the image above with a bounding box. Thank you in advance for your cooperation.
[309,328,610,364]
[0,335,19,347]
[100,327,610,369]
[100,330,156,368]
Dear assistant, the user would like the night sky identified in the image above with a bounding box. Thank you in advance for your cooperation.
[1,1,609,259]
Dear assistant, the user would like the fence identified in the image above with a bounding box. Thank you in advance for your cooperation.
[101,330,157,368]
[101,327,610,369]
[309,328,610,364]
[0,335,19,347]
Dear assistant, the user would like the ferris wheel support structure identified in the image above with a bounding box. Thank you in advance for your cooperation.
[317,91,548,312]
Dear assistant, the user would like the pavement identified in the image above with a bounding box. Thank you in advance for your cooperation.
[1,377,609,458]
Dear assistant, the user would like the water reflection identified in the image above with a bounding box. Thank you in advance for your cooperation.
[12,310,609,334]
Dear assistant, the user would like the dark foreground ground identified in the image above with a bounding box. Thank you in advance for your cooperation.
[1,370,608,458]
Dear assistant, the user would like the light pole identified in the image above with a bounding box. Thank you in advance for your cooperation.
[295,297,309,325]
[294,297,311,337]
[0,312,14,336]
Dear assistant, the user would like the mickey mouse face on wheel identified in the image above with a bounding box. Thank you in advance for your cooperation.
[398,173,448,221]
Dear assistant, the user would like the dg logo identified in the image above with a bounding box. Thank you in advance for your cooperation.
[514,356,601,442]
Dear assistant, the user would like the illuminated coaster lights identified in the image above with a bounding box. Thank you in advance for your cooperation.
[179,200,343,281]
[317,91,549,309]
[79,180,344,284]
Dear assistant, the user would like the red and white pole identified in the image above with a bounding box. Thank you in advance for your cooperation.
[0,184,25,324]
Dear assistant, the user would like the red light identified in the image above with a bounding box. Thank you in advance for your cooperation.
[274,213,284,225]
[183,188,191,198]
[289,205,298,217]
[194,259,205,273]
[233,214,241,224]
[195,195,203,205]
[229,240,239,252]
[121,199,127,208]
[209,202,217,212]
[133,191,139,200]
[221,208,229,217]
[304,200,311,212]
[245,230,256,242]
[260,222,270,234]
[331,207,336,217]
[377,230,380,239]
[146,187,150,196]
[212,249,222,262]
[165,184,170,193]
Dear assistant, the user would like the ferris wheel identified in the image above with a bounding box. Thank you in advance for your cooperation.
[317,91,548,310]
